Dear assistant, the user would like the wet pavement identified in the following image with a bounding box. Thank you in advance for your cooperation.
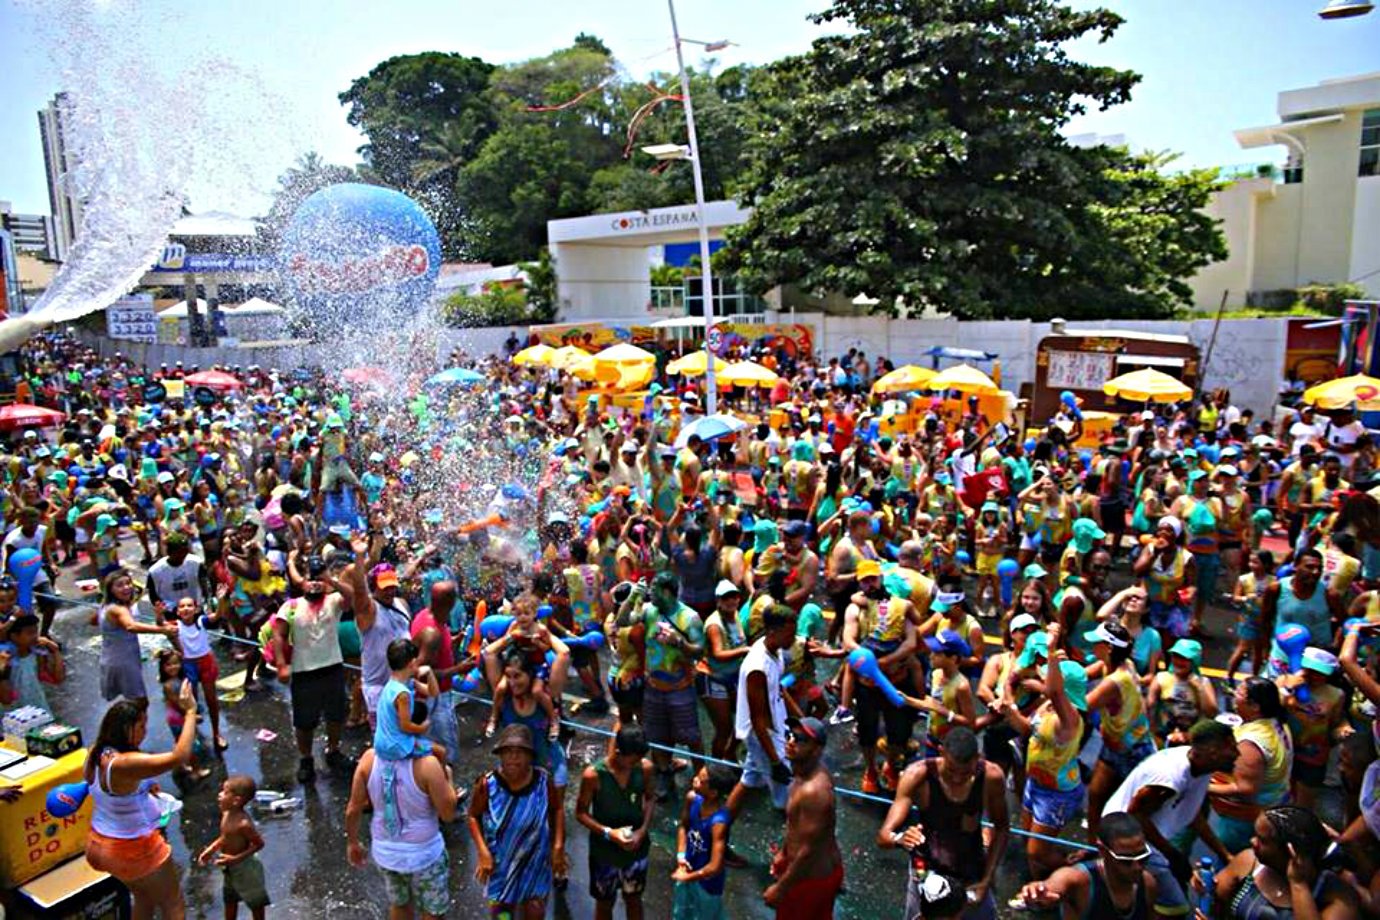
[39,547,1342,919]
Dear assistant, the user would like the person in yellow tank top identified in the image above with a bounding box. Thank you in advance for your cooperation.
[1278,647,1347,808]
[1215,465,1253,605]
[1209,677,1294,855]
[1082,621,1157,842]
[997,624,1088,879]
[903,629,975,756]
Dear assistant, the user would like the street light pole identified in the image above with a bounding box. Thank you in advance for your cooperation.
[667,0,719,415]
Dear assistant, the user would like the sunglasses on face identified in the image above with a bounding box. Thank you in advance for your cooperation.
[1103,845,1152,864]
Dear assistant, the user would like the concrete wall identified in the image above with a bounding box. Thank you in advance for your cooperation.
[792,313,1290,420]
[75,324,529,371]
[1295,114,1361,287]
[1188,178,1268,309]
[1253,184,1304,293]
[1351,176,1380,298]
[550,243,653,321]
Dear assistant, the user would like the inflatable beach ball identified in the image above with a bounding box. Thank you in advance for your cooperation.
[279,183,441,329]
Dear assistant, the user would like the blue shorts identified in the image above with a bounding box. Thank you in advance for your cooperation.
[1236,611,1262,641]
[1145,850,1190,916]
[1022,781,1084,830]
[1097,738,1157,783]
[740,733,790,810]
[1193,553,1221,593]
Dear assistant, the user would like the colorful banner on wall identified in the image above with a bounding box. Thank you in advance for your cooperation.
[708,323,814,358]
[532,322,657,349]
[1284,317,1342,384]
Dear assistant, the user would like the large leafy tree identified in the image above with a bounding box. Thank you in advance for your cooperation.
[339,52,497,191]
[723,0,1222,319]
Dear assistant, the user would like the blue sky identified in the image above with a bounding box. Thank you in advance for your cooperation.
[1,0,1377,217]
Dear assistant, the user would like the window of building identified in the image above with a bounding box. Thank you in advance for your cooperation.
[1284,152,1304,184]
[1361,108,1380,178]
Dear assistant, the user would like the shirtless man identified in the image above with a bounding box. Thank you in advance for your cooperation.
[764,716,843,918]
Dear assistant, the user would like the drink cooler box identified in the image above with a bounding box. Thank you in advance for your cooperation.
[10,856,130,919]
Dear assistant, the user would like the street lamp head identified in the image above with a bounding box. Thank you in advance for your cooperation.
[703,40,732,52]
[641,143,693,161]
[1318,0,1373,18]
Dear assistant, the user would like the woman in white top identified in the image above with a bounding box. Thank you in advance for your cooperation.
[83,692,198,920]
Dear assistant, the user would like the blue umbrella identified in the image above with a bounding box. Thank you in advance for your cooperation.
[674,413,748,449]
[426,367,485,387]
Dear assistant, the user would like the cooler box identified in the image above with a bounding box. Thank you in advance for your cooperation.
[12,856,130,919]
[0,750,92,889]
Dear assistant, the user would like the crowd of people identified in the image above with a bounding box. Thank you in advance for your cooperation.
[3,329,1380,920]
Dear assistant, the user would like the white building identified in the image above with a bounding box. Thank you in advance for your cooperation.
[548,200,751,321]
[1190,72,1380,308]
[37,93,82,263]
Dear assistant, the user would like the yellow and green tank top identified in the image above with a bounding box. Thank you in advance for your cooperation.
[859,598,907,655]
[1101,667,1155,754]
[1181,497,1219,555]
[1027,705,1084,792]
[1146,548,1190,605]
[1218,491,1249,544]
[1212,718,1293,820]
[927,669,965,742]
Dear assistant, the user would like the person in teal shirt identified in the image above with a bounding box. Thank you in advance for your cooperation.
[361,452,387,506]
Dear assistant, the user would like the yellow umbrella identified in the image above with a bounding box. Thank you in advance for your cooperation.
[568,356,622,385]
[592,342,656,365]
[927,364,1000,396]
[666,351,728,378]
[718,360,780,388]
[512,343,554,366]
[1102,368,1194,403]
[871,364,937,395]
[548,345,592,370]
[1303,374,1380,411]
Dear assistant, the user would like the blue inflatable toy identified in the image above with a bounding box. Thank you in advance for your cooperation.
[8,547,43,614]
[847,647,907,708]
[1275,623,1312,702]
[997,558,1021,608]
[46,781,90,819]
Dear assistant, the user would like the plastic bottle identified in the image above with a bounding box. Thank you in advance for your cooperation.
[266,797,301,816]
[253,790,284,805]
[1196,857,1215,917]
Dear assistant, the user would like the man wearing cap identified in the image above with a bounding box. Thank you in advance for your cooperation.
[574,725,655,920]
[1277,445,1318,547]
[763,715,843,915]
[879,726,1009,919]
[356,562,417,728]
[1279,646,1347,808]
[1102,720,1239,916]
[842,558,918,793]
[731,602,803,813]
[755,519,819,613]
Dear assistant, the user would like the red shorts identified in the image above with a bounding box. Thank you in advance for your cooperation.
[183,653,220,686]
[776,864,843,920]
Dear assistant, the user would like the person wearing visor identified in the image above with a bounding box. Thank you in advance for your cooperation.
[1083,621,1157,842]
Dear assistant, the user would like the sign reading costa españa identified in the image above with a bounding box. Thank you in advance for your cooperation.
[608,208,700,232]
[279,183,442,328]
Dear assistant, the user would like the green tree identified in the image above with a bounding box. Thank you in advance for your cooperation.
[519,248,559,323]
[339,52,497,190]
[723,0,1220,320]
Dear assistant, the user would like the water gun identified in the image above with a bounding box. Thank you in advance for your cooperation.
[46,781,91,818]
[458,668,483,693]
[848,647,907,708]
[1275,623,1311,702]
[563,631,606,651]
[457,513,505,535]
[997,558,1020,608]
